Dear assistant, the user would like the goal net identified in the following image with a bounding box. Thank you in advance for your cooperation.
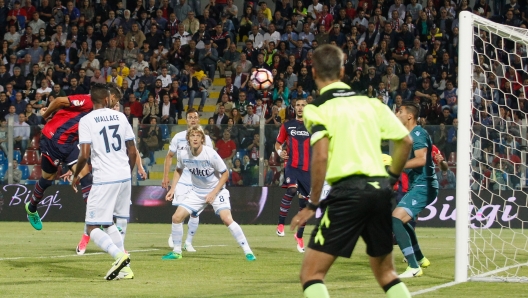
[457,11,528,283]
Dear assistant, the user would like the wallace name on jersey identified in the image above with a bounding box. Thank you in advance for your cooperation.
[94,114,120,123]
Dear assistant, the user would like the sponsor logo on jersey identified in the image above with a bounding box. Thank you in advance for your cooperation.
[71,99,85,106]
[290,130,310,136]
[189,168,214,177]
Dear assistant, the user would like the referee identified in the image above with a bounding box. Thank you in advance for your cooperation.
[290,44,414,298]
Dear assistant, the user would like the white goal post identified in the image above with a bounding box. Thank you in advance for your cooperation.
[456,11,528,283]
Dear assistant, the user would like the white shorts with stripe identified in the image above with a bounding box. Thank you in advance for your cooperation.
[178,188,230,217]
[85,179,131,225]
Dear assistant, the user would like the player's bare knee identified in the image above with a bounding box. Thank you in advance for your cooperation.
[219,210,233,226]
[392,207,411,223]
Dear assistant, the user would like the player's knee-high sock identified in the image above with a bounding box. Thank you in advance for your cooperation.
[28,178,53,212]
[185,216,199,245]
[227,221,252,254]
[392,217,420,268]
[115,218,128,244]
[171,223,183,253]
[105,225,125,251]
[90,228,124,260]
[404,223,424,261]
[383,279,411,298]
[80,173,93,203]
[303,280,329,298]
[278,187,297,225]
[296,197,308,238]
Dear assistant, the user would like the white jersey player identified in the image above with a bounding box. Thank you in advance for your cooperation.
[162,109,213,252]
[72,84,137,280]
[161,126,256,261]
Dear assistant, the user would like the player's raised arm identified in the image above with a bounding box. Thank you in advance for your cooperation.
[41,96,71,120]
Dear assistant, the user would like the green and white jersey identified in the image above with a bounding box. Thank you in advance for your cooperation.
[405,125,439,189]
[303,82,409,185]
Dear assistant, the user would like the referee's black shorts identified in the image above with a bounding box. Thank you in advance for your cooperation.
[308,175,394,258]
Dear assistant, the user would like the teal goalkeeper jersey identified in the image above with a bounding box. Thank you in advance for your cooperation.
[405,125,439,189]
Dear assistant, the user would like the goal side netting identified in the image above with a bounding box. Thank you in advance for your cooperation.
[457,11,528,283]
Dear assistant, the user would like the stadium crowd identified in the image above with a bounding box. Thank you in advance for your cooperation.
[0,0,526,189]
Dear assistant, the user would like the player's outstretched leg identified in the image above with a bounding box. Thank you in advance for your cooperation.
[76,224,91,255]
[392,215,423,278]
[88,225,129,280]
[404,223,430,268]
[184,216,199,252]
[77,173,93,254]
[162,207,190,260]
[25,177,54,230]
[220,210,255,261]
[277,187,297,237]
[294,197,308,253]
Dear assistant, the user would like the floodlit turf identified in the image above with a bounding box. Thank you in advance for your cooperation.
[0,223,527,297]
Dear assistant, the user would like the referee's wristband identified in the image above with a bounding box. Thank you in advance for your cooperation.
[306,200,319,211]
[387,169,400,182]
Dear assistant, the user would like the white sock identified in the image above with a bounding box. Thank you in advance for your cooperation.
[171,223,183,254]
[105,225,125,252]
[227,222,252,254]
[90,228,123,260]
[185,216,199,245]
[115,218,128,243]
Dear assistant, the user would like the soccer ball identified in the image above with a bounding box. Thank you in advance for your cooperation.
[250,68,274,90]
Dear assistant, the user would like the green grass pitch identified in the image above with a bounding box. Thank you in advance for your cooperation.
[0,223,527,297]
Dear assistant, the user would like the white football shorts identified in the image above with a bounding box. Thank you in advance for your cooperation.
[85,180,131,225]
[178,188,230,216]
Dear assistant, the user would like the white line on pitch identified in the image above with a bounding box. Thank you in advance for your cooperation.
[0,249,160,261]
[410,281,461,296]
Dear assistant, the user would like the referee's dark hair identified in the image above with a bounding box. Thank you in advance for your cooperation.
[401,101,421,120]
[312,44,344,81]
[90,83,110,105]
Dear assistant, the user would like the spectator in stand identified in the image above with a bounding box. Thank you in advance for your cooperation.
[215,129,237,169]
[143,94,159,124]
[107,67,123,87]
[3,159,22,184]
[158,94,176,125]
[14,113,30,156]
[125,93,143,119]
[436,167,456,189]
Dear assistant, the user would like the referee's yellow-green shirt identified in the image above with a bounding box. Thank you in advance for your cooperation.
[304,82,409,185]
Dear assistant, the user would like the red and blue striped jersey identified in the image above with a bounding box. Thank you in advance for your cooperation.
[42,95,93,144]
[276,119,311,172]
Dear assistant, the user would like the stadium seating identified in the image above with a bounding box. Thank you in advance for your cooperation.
[160,125,170,141]
[20,150,40,165]
[13,150,21,163]
[0,164,5,180]
[19,165,29,180]
[28,135,40,150]
[28,165,43,181]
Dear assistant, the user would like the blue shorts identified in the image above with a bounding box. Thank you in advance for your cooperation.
[40,136,80,171]
[282,167,311,197]
[397,186,438,219]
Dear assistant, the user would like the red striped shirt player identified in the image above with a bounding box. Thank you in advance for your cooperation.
[24,93,95,231]
[275,98,311,253]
